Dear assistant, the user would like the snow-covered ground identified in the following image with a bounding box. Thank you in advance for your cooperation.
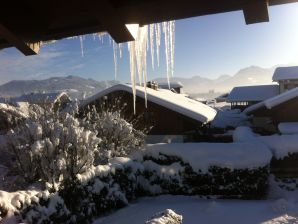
[94,195,298,224]
[94,176,298,224]
[211,108,249,129]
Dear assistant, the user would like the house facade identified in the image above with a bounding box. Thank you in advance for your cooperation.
[227,85,279,111]
[244,87,298,133]
[80,84,217,142]
[273,66,298,93]
[8,92,71,111]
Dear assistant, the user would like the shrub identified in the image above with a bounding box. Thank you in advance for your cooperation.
[82,96,149,164]
[7,104,101,190]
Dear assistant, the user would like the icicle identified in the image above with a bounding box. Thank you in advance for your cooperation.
[155,23,161,67]
[128,42,137,114]
[149,24,155,70]
[163,22,170,88]
[79,36,84,57]
[97,32,106,44]
[161,21,176,88]
[169,21,175,77]
[119,43,123,58]
[113,41,118,79]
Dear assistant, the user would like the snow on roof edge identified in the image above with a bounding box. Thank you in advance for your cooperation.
[273,66,298,81]
[81,84,217,123]
[244,86,298,114]
[227,84,279,102]
[265,87,298,109]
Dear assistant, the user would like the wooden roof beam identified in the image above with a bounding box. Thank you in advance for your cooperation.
[243,0,269,24]
[95,1,135,43]
[0,23,41,55]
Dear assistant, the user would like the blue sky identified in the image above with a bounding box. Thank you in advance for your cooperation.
[0,3,298,84]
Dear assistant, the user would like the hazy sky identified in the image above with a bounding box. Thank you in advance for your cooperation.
[0,3,298,84]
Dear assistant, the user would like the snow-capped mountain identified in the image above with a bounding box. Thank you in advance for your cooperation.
[154,65,277,94]
[0,76,119,100]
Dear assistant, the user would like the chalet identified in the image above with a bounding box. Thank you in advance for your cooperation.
[244,87,298,132]
[80,84,217,142]
[158,81,184,94]
[227,85,279,111]
[273,66,298,93]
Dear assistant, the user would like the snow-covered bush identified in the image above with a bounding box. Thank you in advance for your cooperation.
[145,209,183,224]
[1,152,271,223]
[16,159,143,224]
[7,104,101,189]
[0,103,26,135]
[82,96,149,164]
[142,143,272,198]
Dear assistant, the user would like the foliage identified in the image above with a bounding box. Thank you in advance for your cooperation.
[7,104,101,189]
[82,95,150,164]
[1,154,270,223]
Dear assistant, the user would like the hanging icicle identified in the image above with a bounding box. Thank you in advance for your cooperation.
[128,42,137,114]
[150,24,155,70]
[125,21,175,113]
[119,43,123,58]
[163,22,170,88]
[97,32,106,43]
[59,21,175,114]
[113,41,118,79]
[170,21,175,78]
[79,36,84,57]
[155,23,161,67]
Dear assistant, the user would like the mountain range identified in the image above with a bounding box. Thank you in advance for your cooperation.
[0,76,119,100]
[154,65,277,94]
[0,65,278,100]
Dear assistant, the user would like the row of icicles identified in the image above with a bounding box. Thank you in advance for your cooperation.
[75,21,175,113]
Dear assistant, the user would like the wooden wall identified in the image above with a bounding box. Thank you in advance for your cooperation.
[82,90,203,135]
[253,96,298,126]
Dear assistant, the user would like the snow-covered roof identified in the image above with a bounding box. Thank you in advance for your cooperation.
[81,84,217,124]
[144,143,272,173]
[11,92,69,104]
[273,66,298,81]
[158,81,183,89]
[244,86,298,114]
[227,85,279,102]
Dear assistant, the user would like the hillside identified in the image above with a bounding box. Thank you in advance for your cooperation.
[0,76,119,100]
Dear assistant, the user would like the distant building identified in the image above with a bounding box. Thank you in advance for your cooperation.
[244,87,298,132]
[80,84,217,142]
[215,93,229,103]
[9,92,71,110]
[157,81,184,94]
[227,85,279,111]
[273,66,298,93]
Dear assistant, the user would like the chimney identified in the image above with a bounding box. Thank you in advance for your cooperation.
[146,81,158,90]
